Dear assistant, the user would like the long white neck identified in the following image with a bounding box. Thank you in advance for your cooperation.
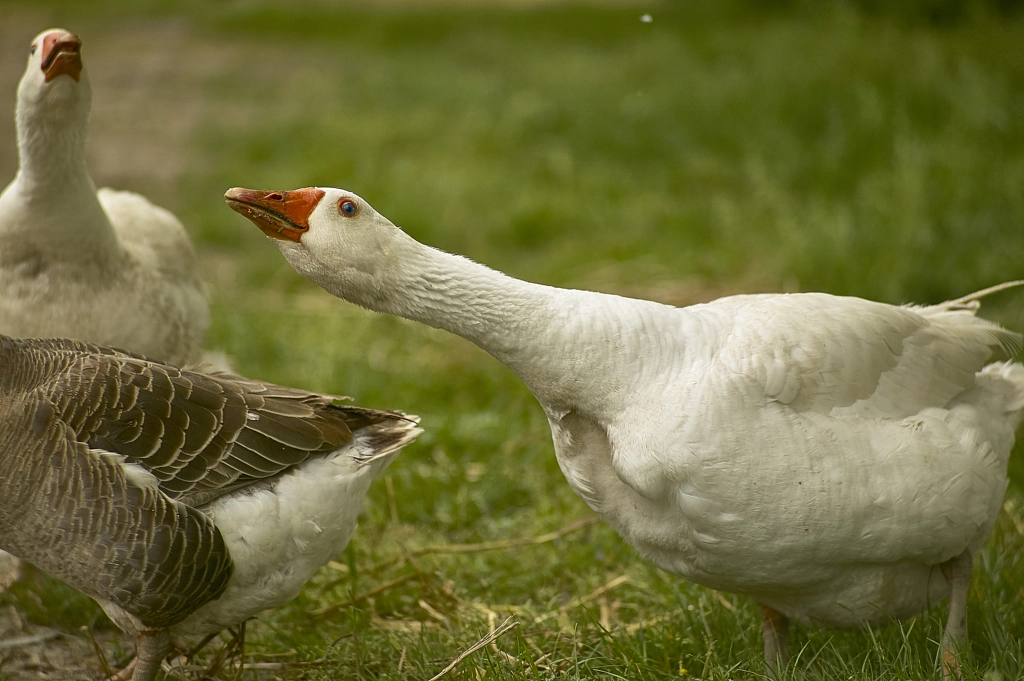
[313,230,659,413]
[15,104,90,196]
[376,242,564,363]
[1,78,119,259]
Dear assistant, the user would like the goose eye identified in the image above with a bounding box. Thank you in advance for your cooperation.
[339,199,358,217]
[29,45,37,56]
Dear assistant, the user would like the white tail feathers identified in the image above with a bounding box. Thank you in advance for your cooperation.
[979,362,1024,414]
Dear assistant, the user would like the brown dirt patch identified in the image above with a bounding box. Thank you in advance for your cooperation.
[0,605,124,681]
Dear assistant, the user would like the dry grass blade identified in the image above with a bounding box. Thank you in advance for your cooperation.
[945,279,1024,307]
[419,599,451,625]
[534,574,631,623]
[182,631,220,659]
[313,573,418,618]
[427,616,519,681]
[711,591,736,612]
[359,516,600,575]
[230,659,326,671]
[80,626,114,679]
[0,630,60,649]
[625,608,685,634]
[231,621,247,681]
[417,516,598,556]
[164,658,327,673]
[480,606,520,666]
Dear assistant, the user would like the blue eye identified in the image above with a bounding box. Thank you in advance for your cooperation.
[29,45,37,55]
[339,199,358,217]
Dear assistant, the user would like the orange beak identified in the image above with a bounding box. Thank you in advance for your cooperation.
[224,187,325,242]
[41,31,82,83]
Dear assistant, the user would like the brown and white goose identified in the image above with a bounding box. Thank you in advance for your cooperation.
[0,29,208,366]
[227,185,1024,679]
[0,334,420,681]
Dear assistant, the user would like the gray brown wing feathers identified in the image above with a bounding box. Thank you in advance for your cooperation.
[7,336,407,505]
[0,335,416,627]
[0,398,231,628]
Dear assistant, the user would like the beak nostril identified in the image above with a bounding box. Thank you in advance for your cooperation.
[266,192,284,201]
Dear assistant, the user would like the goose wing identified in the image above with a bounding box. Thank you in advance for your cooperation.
[714,291,1019,417]
[5,336,394,508]
[0,395,232,629]
[19,339,358,506]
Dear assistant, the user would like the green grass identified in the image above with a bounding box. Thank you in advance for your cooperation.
[1,1,1024,679]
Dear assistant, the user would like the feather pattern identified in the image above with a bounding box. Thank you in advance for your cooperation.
[0,334,420,676]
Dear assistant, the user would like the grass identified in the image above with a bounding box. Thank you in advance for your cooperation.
[0,0,1023,679]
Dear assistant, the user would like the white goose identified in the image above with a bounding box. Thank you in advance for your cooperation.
[227,185,1024,677]
[0,29,208,366]
[0,334,420,681]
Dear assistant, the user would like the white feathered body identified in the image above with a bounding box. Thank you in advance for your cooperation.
[537,291,1021,628]
[241,186,1024,633]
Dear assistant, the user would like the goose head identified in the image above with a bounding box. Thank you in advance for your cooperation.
[225,186,408,308]
[18,29,88,118]
[14,29,90,159]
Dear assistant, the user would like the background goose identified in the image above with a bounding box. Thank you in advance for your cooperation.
[0,334,420,681]
[0,29,208,366]
[227,185,1024,678]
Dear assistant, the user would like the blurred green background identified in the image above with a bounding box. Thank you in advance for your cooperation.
[0,1,1022,679]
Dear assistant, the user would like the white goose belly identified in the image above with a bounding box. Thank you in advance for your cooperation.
[550,397,1008,628]
[637,531,953,628]
[102,443,397,643]
[0,243,206,366]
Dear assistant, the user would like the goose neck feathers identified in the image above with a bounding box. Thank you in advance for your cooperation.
[1,29,117,260]
[12,30,91,196]
[228,186,653,409]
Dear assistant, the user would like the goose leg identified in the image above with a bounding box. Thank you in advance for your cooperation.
[761,604,789,676]
[132,629,170,681]
[940,549,972,681]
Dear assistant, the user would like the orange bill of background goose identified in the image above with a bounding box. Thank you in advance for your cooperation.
[0,335,420,681]
[227,185,1024,679]
[0,29,209,366]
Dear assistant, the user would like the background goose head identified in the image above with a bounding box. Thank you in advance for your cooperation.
[13,29,91,193]
[19,29,88,127]
[225,186,410,311]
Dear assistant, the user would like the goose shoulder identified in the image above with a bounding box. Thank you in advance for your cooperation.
[97,188,203,281]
